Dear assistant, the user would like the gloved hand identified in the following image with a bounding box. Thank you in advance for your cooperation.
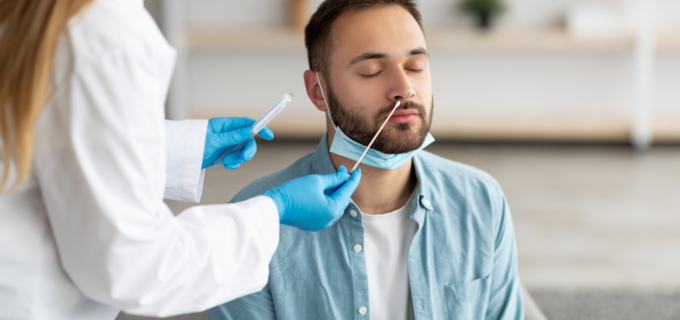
[263,166,362,231]
[202,117,274,169]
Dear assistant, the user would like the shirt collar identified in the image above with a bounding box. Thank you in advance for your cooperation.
[311,133,341,175]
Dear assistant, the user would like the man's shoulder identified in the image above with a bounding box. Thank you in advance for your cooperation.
[417,150,502,192]
[416,151,508,237]
[230,152,316,203]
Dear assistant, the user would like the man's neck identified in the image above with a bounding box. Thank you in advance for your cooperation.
[327,131,416,215]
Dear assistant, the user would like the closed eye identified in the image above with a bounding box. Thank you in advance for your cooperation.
[361,70,383,78]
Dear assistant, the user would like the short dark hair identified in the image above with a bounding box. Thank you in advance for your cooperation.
[304,0,424,75]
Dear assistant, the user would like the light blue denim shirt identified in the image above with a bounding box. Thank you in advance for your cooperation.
[208,135,523,320]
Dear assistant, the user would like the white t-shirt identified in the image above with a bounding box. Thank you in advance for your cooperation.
[361,196,418,320]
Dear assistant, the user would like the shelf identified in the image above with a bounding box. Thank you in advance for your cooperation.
[184,27,639,53]
[425,29,634,53]
[184,27,680,55]
[186,28,305,51]
[655,32,680,52]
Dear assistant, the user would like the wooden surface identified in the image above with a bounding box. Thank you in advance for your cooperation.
[184,27,680,53]
[184,27,639,52]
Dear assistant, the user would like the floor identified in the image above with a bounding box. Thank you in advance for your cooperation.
[118,141,680,320]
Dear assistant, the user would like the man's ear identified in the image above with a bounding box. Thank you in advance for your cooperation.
[304,70,328,112]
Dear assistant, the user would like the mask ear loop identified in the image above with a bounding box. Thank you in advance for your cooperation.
[316,72,337,128]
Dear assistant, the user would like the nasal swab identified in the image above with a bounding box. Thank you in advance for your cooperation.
[348,101,401,176]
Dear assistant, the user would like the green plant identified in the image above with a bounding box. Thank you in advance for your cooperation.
[459,0,506,16]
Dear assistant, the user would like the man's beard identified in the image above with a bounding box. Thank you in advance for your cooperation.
[326,83,433,154]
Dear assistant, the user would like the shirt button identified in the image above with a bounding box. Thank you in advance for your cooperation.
[358,306,368,315]
[353,244,363,253]
[420,198,433,210]
[349,209,358,217]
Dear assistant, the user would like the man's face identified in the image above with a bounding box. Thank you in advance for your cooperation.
[322,5,433,154]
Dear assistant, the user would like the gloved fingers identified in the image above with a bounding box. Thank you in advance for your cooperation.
[323,166,348,196]
[318,165,351,190]
[241,139,257,162]
[218,127,253,148]
[257,126,274,140]
[329,168,361,204]
[209,117,256,132]
[222,150,244,169]
[226,163,241,170]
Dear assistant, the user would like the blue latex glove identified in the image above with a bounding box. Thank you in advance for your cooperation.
[263,166,362,231]
[202,117,274,169]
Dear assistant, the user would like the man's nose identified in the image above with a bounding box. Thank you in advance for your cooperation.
[387,69,416,102]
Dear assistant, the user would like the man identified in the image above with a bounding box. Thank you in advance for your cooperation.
[208,0,524,319]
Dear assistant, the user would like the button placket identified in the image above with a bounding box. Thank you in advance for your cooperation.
[348,203,369,319]
[408,207,431,319]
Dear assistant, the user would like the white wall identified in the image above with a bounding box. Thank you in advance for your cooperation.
[187,0,579,28]
[655,0,680,31]
[655,54,680,116]
[185,0,675,29]
[190,50,312,116]
[430,51,634,117]
[190,51,636,115]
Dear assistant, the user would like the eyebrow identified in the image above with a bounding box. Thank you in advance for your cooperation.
[347,47,429,68]
[348,52,387,68]
[410,47,429,57]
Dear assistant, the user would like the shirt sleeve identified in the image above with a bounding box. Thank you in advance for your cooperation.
[485,190,524,320]
[33,41,280,317]
[164,119,208,203]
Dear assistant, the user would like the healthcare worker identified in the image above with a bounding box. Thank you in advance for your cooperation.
[0,0,361,319]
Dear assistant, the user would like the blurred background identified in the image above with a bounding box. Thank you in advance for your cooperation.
[119,0,680,319]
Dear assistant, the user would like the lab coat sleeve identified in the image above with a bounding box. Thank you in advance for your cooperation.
[485,190,524,320]
[32,44,280,317]
[164,119,208,203]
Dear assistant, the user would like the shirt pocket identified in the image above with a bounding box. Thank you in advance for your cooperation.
[444,274,491,320]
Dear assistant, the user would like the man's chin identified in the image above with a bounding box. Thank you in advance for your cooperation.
[372,130,428,154]
[388,122,426,138]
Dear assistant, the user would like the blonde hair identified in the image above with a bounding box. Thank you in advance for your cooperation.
[0,0,93,190]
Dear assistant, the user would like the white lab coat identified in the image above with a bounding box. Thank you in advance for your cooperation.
[0,0,280,318]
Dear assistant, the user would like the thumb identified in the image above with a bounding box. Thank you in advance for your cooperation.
[329,168,361,203]
[258,126,275,140]
[218,127,252,147]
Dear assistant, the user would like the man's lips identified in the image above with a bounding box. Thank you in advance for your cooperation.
[386,109,418,124]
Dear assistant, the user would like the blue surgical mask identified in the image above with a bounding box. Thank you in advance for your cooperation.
[315,72,434,170]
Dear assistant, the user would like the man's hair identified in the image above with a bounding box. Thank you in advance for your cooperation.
[304,0,423,75]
